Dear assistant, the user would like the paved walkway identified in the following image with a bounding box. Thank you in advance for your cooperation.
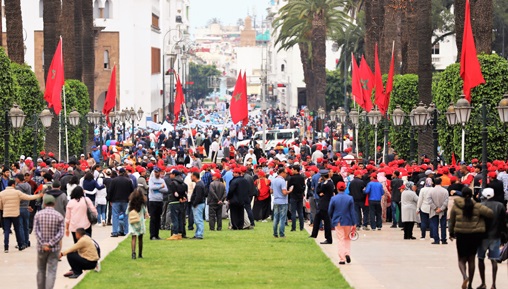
[1,224,125,289]
[307,222,508,289]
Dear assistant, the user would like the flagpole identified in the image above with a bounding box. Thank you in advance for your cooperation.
[58,110,61,161]
[63,85,69,161]
[182,103,195,150]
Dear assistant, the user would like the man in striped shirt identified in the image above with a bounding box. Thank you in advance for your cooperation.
[34,194,65,289]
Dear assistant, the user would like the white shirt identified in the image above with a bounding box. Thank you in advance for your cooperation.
[311,150,323,164]
[243,153,257,165]
[210,141,220,152]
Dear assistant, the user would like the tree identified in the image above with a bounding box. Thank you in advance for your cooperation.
[273,0,349,111]
[64,80,91,157]
[455,0,493,58]
[62,0,76,78]
[82,0,95,109]
[5,0,24,64]
[43,0,61,80]
[188,63,221,100]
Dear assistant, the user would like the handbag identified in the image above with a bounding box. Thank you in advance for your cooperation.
[128,209,141,224]
[85,198,98,224]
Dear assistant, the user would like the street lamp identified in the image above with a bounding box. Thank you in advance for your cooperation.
[497,94,508,159]
[361,111,369,161]
[367,107,381,165]
[453,95,472,162]
[317,107,326,141]
[349,109,359,154]
[130,107,144,144]
[303,107,310,140]
[329,109,337,151]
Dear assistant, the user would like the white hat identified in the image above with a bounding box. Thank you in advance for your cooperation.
[20,155,25,160]
[482,188,494,200]
[112,147,118,153]
[80,154,85,157]
[26,157,32,161]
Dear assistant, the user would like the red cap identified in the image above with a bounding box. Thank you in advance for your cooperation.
[48,152,54,157]
[317,158,323,163]
[336,181,346,191]
[258,171,266,177]
[40,162,47,168]
[40,151,46,156]
[137,167,146,173]
[488,171,497,178]
[370,172,377,179]
[472,158,479,163]
[213,173,222,179]
[191,167,200,173]
[233,168,242,174]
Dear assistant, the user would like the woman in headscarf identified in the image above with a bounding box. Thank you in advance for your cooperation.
[400,181,419,240]
[417,178,434,240]
[252,171,271,222]
[449,187,493,289]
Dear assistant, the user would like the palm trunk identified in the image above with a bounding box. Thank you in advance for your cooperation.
[74,0,83,80]
[62,0,76,78]
[455,0,492,59]
[5,0,24,64]
[364,0,385,66]
[299,42,314,110]
[401,1,418,74]
[82,0,95,110]
[416,0,433,160]
[312,12,327,111]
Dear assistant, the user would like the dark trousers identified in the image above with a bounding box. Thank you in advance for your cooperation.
[354,202,369,227]
[430,213,447,243]
[2,216,22,249]
[186,202,194,230]
[420,211,430,238]
[229,203,244,230]
[67,252,97,275]
[107,202,112,224]
[180,203,187,237]
[208,204,223,230]
[19,208,30,246]
[369,201,382,229]
[148,201,163,238]
[311,209,332,243]
[71,226,92,243]
[169,203,182,236]
[244,196,255,226]
[290,199,304,231]
[403,222,415,239]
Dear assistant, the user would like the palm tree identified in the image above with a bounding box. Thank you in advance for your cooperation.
[82,0,95,109]
[62,0,76,78]
[273,0,349,111]
[43,0,61,79]
[455,0,493,57]
[5,0,24,64]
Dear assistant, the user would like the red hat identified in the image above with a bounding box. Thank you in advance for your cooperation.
[336,182,346,191]
[125,165,133,172]
[442,167,449,174]
[147,163,154,168]
[345,147,352,153]
[137,167,146,173]
[202,164,209,170]
[370,172,377,179]
[354,170,362,177]
[240,166,247,173]
[424,158,430,163]
[317,158,323,163]
[213,173,222,179]
[472,158,479,163]
[40,151,46,156]
[316,144,323,151]
[488,166,498,172]
[258,171,266,177]
[48,152,54,157]
[305,172,311,178]
[450,176,458,182]
[233,168,242,174]
[488,171,497,179]
[39,162,47,168]
[191,167,200,173]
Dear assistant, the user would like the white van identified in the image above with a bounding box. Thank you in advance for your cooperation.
[238,129,300,151]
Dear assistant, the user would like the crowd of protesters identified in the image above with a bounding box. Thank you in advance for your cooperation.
[0,106,507,289]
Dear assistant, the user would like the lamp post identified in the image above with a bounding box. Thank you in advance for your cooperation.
[129,107,144,144]
[367,107,382,165]
[361,111,368,161]
[337,107,347,152]
[497,94,508,159]
[303,107,310,141]
[454,96,472,162]
[109,111,117,140]
[329,109,337,152]
[349,109,359,155]
[27,108,53,161]
[317,107,326,141]
[117,109,127,141]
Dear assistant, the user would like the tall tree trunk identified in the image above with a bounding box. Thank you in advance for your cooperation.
[364,0,384,66]
[455,0,493,59]
[74,0,83,80]
[381,1,399,73]
[0,5,3,47]
[401,0,418,74]
[5,0,25,64]
[43,0,62,158]
[82,0,95,110]
[299,42,314,110]
[62,0,76,78]
[312,11,327,111]
[416,0,433,160]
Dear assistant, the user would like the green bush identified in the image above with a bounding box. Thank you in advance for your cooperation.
[63,80,91,157]
[433,54,508,162]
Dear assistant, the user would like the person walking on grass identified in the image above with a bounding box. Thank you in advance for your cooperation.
[310,170,333,244]
[328,181,356,265]
[449,187,493,289]
[476,188,507,289]
[272,168,291,238]
[190,172,206,239]
[35,194,64,289]
[128,189,148,259]
[208,173,226,231]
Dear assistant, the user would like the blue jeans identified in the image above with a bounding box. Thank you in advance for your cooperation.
[369,201,382,229]
[420,211,430,238]
[170,203,183,236]
[2,217,23,249]
[192,203,205,238]
[290,199,304,231]
[112,202,129,235]
[19,208,30,246]
[430,212,447,243]
[273,204,288,237]
[96,204,107,223]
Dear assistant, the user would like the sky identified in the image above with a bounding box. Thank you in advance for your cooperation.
[190,0,271,29]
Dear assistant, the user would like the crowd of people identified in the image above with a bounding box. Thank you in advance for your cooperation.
[1,107,508,289]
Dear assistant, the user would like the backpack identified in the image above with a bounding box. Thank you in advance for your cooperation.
[92,239,101,258]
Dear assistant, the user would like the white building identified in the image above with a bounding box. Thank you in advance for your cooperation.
[3,0,190,125]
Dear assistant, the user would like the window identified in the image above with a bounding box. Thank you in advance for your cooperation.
[103,50,110,69]
[152,13,160,30]
[277,132,292,139]
[93,0,100,18]
[104,0,111,19]
[151,47,161,74]
[281,64,285,72]
[431,42,440,55]
[39,0,43,18]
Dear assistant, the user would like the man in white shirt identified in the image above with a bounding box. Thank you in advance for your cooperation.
[210,139,220,162]
[311,145,324,164]
[243,148,257,165]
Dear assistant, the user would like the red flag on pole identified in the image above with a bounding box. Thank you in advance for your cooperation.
[374,43,385,115]
[43,37,64,115]
[102,65,117,126]
[460,0,485,102]
[351,54,365,110]
[451,152,457,167]
[384,43,395,111]
[359,55,374,112]
[242,72,249,126]
[230,71,248,125]
[174,74,185,126]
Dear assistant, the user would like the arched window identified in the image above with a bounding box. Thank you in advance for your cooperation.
[39,0,43,18]
[93,0,100,18]
[104,50,110,69]
[104,0,111,19]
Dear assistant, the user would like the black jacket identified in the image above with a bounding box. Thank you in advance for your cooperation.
[288,173,305,200]
[166,175,186,203]
[349,177,366,203]
[243,173,256,198]
[227,176,250,206]
[391,177,404,203]
[208,180,226,205]
[107,175,134,202]
[487,179,505,204]
[317,179,334,210]
[190,180,206,207]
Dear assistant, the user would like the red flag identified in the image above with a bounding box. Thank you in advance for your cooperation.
[351,54,365,110]
[460,0,485,102]
[374,43,385,115]
[103,65,117,126]
[451,152,457,167]
[43,38,64,115]
[174,74,185,126]
[230,71,248,125]
[242,72,249,126]
[384,43,395,110]
[359,56,374,112]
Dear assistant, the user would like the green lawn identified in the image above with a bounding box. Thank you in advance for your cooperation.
[76,222,351,289]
